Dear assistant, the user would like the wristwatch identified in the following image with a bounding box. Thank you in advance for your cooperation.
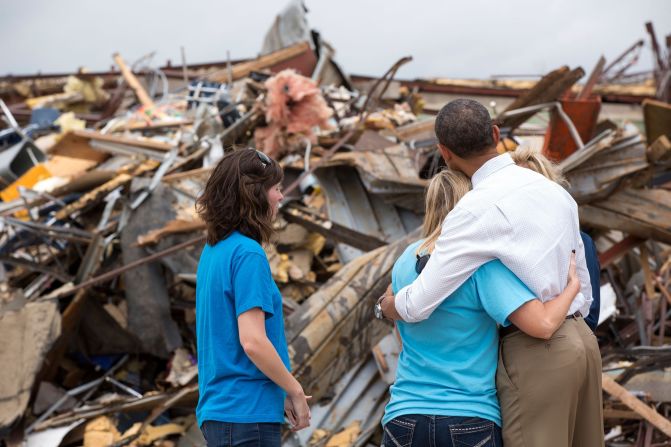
[374,295,386,320]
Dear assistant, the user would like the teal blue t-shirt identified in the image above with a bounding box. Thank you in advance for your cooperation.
[383,240,536,427]
[196,231,290,425]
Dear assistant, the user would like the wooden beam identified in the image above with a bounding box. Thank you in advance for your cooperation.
[602,373,671,437]
[640,244,658,300]
[162,166,213,183]
[577,55,606,100]
[643,99,671,143]
[281,203,388,253]
[73,129,174,152]
[648,134,671,164]
[603,408,643,420]
[207,42,313,83]
[497,66,585,130]
[599,235,644,268]
[113,52,155,109]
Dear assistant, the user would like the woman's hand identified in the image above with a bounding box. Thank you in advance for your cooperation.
[285,392,311,431]
[567,251,579,292]
[239,308,312,430]
[507,251,582,340]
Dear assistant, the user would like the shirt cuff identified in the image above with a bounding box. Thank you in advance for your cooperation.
[395,285,421,323]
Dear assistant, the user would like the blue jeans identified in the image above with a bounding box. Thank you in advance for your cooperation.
[200,421,281,447]
[382,415,502,447]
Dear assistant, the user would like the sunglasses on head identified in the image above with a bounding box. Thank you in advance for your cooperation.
[256,150,271,168]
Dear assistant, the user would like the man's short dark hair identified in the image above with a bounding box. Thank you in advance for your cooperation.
[435,99,494,158]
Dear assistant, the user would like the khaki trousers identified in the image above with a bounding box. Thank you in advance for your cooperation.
[496,318,604,447]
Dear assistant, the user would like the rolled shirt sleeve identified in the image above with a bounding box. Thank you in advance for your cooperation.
[394,206,505,322]
[394,157,593,324]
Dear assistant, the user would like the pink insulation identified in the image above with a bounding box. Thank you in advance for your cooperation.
[254,69,333,157]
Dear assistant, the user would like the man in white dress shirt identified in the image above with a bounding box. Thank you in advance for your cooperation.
[379,99,603,446]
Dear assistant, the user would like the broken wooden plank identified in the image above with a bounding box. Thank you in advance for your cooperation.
[289,231,417,401]
[599,235,644,268]
[643,99,671,143]
[603,408,643,420]
[393,118,436,142]
[162,167,213,183]
[136,219,205,247]
[595,189,671,233]
[72,129,174,152]
[281,203,387,252]
[577,56,606,100]
[559,130,615,173]
[580,203,671,245]
[497,66,585,130]
[113,52,155,109]
[54,161,157,221]
[602,373,671,437]
[0,297,61,428]
[285,248,379,342]
[640,244,658,300]
[208,42,314,83]
[648,134,671,165]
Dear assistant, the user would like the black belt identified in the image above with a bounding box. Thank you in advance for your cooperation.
[499,311,582,338]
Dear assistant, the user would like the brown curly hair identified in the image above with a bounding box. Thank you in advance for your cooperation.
[196,149,283,245]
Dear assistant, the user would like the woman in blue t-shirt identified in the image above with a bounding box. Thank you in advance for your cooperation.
[381,170,580,447]
[195,149,310,446]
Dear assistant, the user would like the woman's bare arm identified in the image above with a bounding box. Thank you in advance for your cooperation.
[508,252,580,340]
[238,309,311,430]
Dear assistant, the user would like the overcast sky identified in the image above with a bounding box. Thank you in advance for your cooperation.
[2,0,670,80]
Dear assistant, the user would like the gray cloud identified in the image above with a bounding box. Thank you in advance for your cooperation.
[2,0,670,79]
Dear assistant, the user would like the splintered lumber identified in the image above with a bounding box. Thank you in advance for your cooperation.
[34,385,198,431]
[54,161,157,220]
[136,219,205,247]
[0,298,60,428]
[598,235,644,268]
[285,248,381,342]
[113,52,155,109]
[602,374,671,437]
[564,129,648,202]
[643,99,671,143]
[648,135,671,164]
[640,244,658,300]
[577,56,606,100]
[497,66,585,130]
[287,230,418,401]
[580,188,671,244]
[393,117,436,141]
[72,129,174,152]
[281,203,387,252]
[208,41,313,83]
[325,420,361,447]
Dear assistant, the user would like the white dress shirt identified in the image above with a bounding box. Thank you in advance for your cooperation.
[395,153,593,323]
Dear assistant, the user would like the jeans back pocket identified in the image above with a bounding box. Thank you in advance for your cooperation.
[382,417,416,447]
[450,419,497,447]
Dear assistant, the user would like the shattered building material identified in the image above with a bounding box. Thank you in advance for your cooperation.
[1,10,670,446]
[496,66,585,131]
[255,69,333,158]
[0,293,60,429]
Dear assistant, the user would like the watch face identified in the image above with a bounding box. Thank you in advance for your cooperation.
[374,304,382,319]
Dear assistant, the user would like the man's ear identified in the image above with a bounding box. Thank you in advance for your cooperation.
[438,143,452,163]
[492,125,501,146]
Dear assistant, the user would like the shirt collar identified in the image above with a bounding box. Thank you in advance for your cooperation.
[471,153,514,187]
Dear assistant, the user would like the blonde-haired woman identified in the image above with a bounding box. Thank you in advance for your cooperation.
[381,169,580,447]
[511,148,601,332]
[510,146,569,187]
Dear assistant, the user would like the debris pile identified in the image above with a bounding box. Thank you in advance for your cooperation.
[1,4,670,446]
